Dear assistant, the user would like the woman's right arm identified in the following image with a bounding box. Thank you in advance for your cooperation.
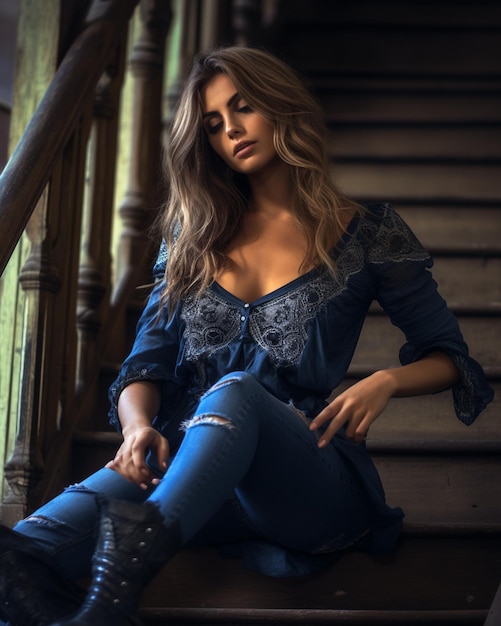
[106,381,170,489]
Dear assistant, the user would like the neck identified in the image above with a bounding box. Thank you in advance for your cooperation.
[246,159,291,215]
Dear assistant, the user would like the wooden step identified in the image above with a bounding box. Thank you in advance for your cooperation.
[314,75,501,94]
[351,314,499,369]
[281,8,501,78]
[331,162,501,202]
[320,90,501,125]
[374,453,500,526]
[140,534,500,618]
[396,205,501,253]
[140,607,488,625]
[284,1,501,28]
[328,125,501,162]
[332,381,501,442]
[427,256,501,308]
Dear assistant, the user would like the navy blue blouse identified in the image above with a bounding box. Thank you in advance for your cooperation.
[108,202,493,576]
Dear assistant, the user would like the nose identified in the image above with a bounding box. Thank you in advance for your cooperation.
[225,114,242,139]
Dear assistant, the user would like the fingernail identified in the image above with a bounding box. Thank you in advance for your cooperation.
[318,439,326,448]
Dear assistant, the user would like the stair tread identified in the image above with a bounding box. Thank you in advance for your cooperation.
[283,27,501,77]
[284,2,501,27]
[141,536,501,612]
[140,606,489,625]
[331,162,501,202]
[314,76,501,93]
[328,126,501,161]
[320,93,501,123]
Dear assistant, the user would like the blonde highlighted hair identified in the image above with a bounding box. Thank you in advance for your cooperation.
[161,46,361,310]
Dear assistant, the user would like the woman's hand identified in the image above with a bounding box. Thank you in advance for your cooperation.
[310,351,459,448]
[310,371,394,447]
[106,425,170,490]
[107,380,166,488]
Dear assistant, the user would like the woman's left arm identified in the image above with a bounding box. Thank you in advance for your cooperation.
[311,205,492,446]
[310,350,459,447]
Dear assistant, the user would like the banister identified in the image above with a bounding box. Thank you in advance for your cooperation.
[0,0,139,277]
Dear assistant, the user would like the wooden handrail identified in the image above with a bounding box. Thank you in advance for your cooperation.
[0,0,139,277]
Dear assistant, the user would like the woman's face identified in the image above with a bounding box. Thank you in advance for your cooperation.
[201,73,280,178]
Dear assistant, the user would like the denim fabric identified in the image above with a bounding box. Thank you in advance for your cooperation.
[14,372,379,578]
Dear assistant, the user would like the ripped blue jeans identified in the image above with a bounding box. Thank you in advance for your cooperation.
[14,372,370,579]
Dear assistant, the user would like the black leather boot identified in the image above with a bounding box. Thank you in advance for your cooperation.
[0,524,85,626]
[48,498,182,626]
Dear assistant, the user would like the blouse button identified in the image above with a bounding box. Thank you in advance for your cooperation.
[240,315,246,322]
[244,303,250,308]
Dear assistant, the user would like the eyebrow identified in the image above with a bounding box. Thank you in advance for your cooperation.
[202,92,240,119]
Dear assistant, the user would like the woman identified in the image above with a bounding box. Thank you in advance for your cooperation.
[0,46,493,626]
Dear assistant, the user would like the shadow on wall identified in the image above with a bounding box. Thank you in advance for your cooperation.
[0,0,20,170]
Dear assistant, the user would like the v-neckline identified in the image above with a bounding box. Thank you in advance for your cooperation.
[210,210,361,307]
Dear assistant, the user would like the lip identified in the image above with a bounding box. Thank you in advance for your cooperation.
[233,141,256,157]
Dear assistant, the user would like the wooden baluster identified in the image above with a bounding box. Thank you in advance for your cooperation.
[163,0,219,133]
[75,44,127,427]
[111,0,171,362]
[0,0,95,523]
[0,0,63,525]
[3,115,93,522]
[231,0,283,48]
[0,0,140,523]
[232,0,262,45]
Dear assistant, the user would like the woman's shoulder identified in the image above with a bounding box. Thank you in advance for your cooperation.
[361,201,394,223]
[336,201,392,239]
[353,202,431,265]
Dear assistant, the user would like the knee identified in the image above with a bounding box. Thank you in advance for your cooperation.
[202,371,260,404]
[183,372,260,431]
[208,371,256,393]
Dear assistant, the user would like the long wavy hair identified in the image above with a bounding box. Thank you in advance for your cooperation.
[160,46,361,311]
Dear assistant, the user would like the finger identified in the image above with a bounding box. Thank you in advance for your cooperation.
[317,412,350,447]
[107,454,149,487]
[351,414,376,443]
[152,435,170,471]
[131,443,150,477]
[106,459,138,485]
[310,400,341,431]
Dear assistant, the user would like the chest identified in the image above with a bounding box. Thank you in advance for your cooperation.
[216,219,314,303]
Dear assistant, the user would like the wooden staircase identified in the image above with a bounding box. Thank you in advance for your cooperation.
[69,1,501,624]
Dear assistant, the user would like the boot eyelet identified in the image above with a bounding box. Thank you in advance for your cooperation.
[138,541,146,548]
[113,598,120,605]
[120,580,128,588]
[131,557,139,564]
[145,527,153,533]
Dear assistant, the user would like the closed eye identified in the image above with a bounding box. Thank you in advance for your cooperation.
[206,121,223,135]
[204,102,253,135]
